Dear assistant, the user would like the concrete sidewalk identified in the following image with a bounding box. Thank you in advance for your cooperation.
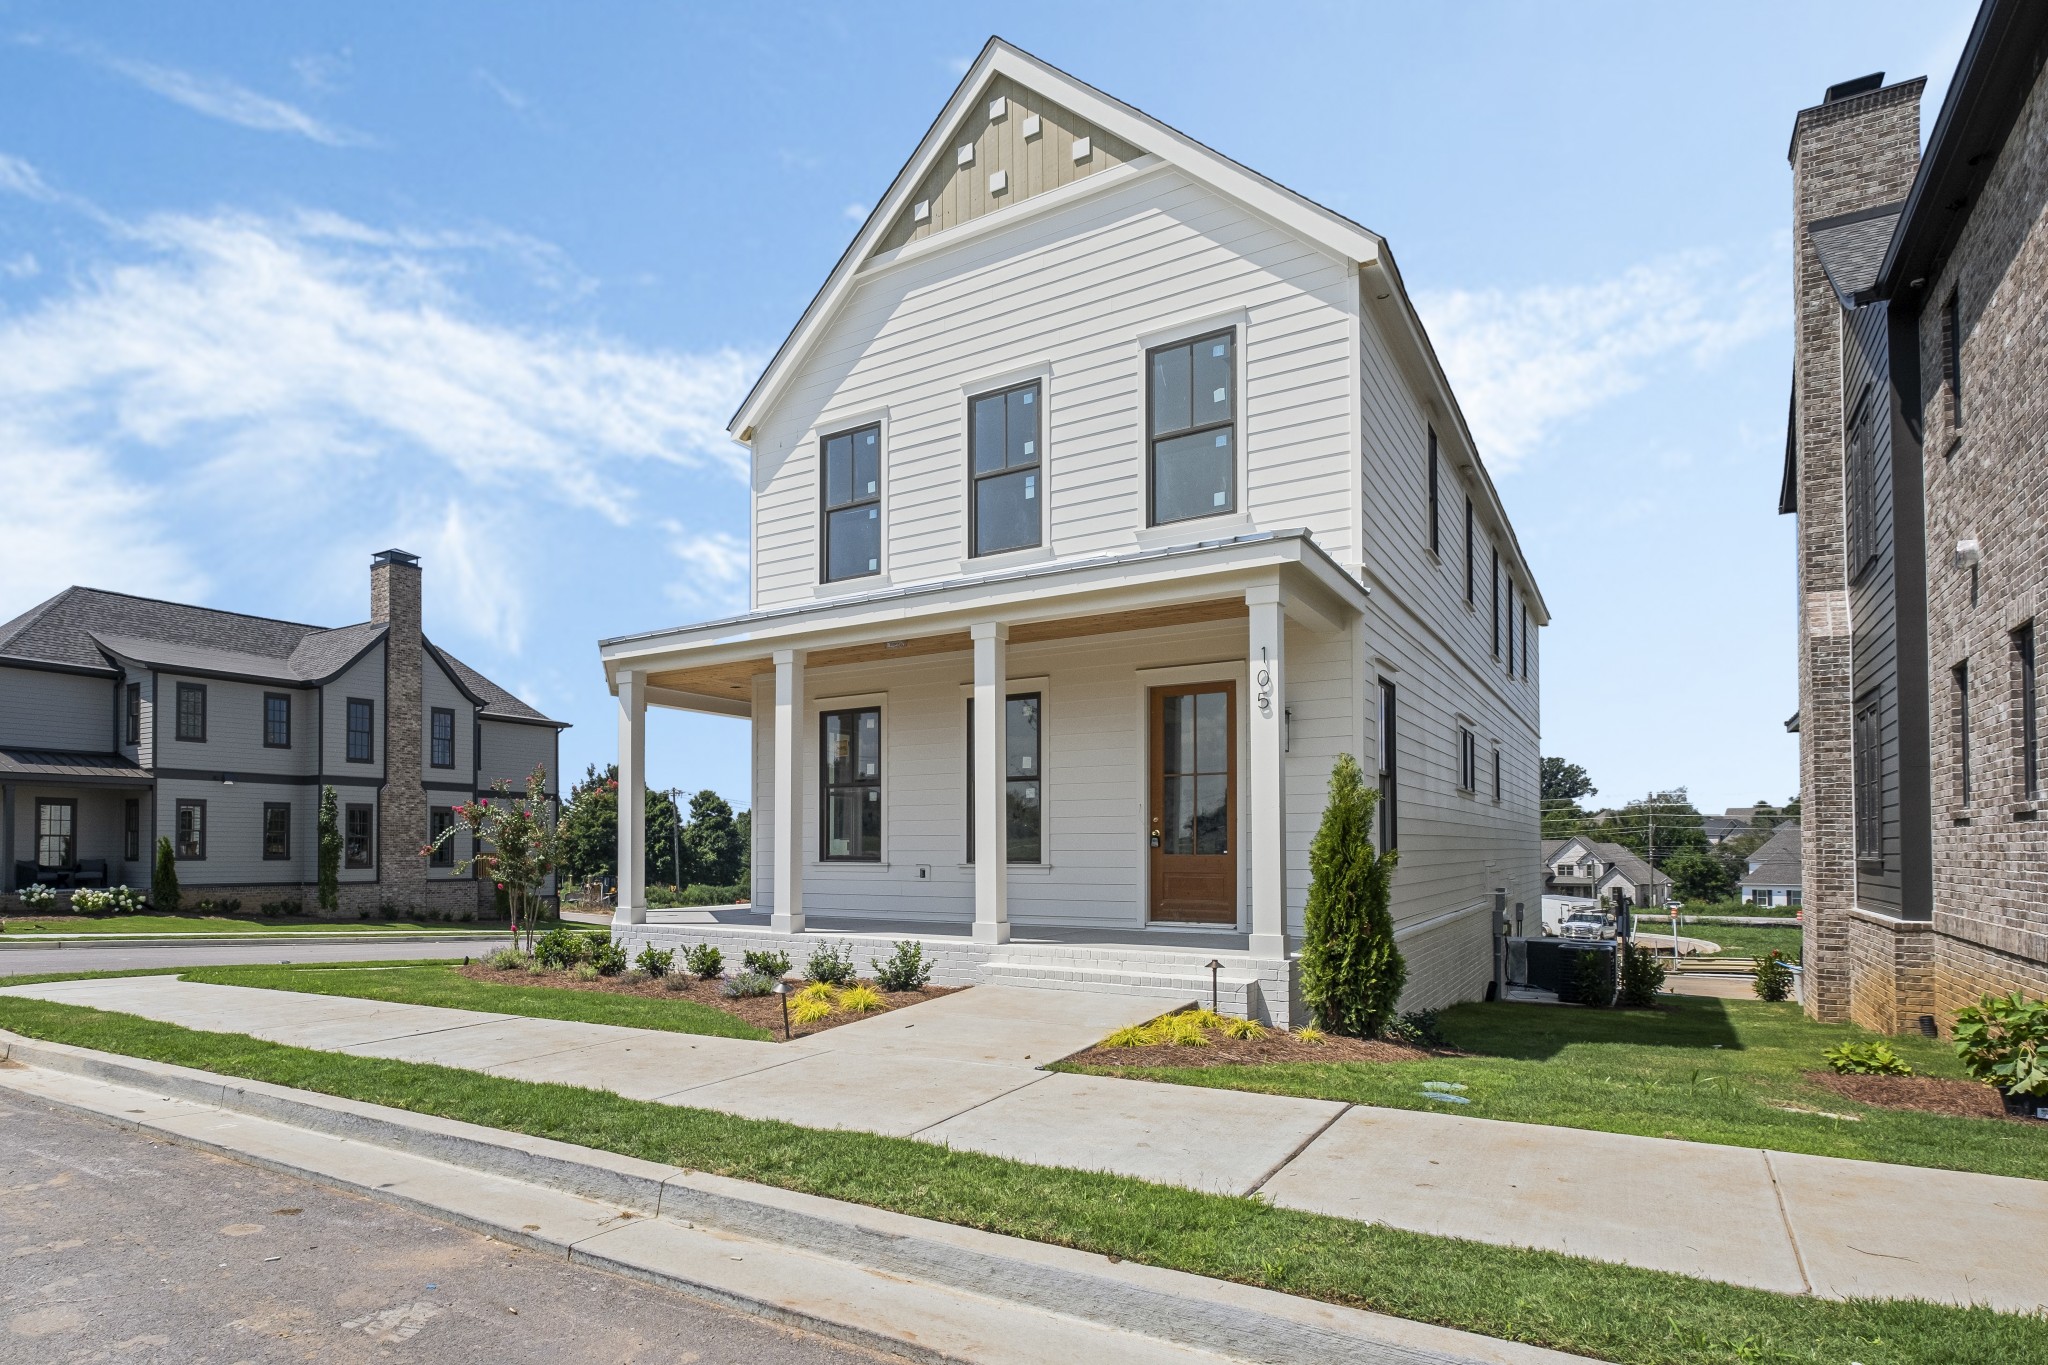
[5,973,2046,1311]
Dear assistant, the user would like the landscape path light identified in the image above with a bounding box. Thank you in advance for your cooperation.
[773,979,790,1040]
[1206,959,1222,1014]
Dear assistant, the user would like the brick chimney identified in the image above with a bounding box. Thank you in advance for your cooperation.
[370,549,427,911]
[1787,76,1924,1022]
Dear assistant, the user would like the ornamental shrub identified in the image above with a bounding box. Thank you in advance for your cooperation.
[533,925,587,969]
[683,943,725,980]
[1952,991,2048,1096]
[1619,943,1668,1008]
[722,971,775,999]
[635,945,675,978]
[151,836,181,913]
[316,786,341,914]
[1753,951,1795,1002]
[20,882,57,910]
[804,939,857,986]
[1823,1039,1915,1077]
[1298,753,1404,1037]
[589,940,629,976]
[870,941,932,993]
[1562,947,1615,1007]
[741,948,792,979]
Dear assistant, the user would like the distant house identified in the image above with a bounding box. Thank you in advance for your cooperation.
[1738,827,1804,908]
[1701,814,1750,845]
[1543,836,1664,910]
[1,551,565,914]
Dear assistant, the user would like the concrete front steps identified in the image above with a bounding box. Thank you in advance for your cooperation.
[981,959,1259,1017]
[0,1032,1571,1365]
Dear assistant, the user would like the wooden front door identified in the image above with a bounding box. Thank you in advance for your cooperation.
[1148,682,1237,924]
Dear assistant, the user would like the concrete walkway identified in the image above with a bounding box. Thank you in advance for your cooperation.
[5,974,2045,1312]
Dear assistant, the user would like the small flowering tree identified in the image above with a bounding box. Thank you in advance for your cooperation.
[426,765,562,952]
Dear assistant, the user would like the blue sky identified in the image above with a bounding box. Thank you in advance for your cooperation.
[0,1,1976,814]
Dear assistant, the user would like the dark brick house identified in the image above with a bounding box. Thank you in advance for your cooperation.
[1785,0,2048,1031]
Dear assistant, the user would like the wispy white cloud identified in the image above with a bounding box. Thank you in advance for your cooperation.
[24,33,369,146]
[291,50,352,96]
[842,203,868,222]
[0,150,58,201]
[662,525,750,611]
[474,68,530,112]
[1,252,38,279]
[1415,250,1777,471]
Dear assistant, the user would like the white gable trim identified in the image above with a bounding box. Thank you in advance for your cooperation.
[728,36,1385,442]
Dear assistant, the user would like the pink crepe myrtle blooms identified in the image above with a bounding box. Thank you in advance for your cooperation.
[424,765,562,951]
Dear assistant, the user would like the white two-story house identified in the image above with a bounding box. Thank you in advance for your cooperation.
[1,551,564,915]
[602,40,1546,1022]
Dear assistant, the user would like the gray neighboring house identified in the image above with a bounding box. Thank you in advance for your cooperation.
[1543,836,1665,910]
[0,550,566,914]
[1739,827,1804,909]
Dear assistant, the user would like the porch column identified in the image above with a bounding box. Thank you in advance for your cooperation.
[614,670,647,926]
[972,621,1010,944]
[1246,585,1287,959]
[771,648,807,935]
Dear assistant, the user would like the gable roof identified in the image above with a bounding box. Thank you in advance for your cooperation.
[1808,201,1906,306]
[1741,826,1804,887]
[725,36,1548,625]
[0,586,560,725]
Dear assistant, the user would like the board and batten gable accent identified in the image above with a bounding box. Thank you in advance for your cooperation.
[872,74,1141,256]
[477,716,557,796]
[751,168,1363,608]
[0,666,113,752]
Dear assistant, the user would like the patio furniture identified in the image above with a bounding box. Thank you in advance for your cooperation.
[11,860,37,891]
[73,859,109,888]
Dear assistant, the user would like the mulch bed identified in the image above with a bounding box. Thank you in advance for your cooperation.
[1065,1032,1449,1069]
[457,963,961,1040]
[1805,1070,2026,1121]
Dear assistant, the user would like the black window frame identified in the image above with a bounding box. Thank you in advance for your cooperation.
[262,801,292,861]
[175,682,207,743]
[2019,623,2040,800]
[345,697,375,764]
[35,797,76,868]
[1846,382,1879,583]
[819,422,883,583]
[1955,660,1972,807]
[1457,726,1477,794]
[1852,690,1882,866]
[124,797,139,862]
[1463,496,1475,605]
[429,806,456,868]
[819,706,883,862]
[1507,584,1517,677]
[1520,598,1530,678]
[966,691,1044,865]
[430,706,457,769]
[343,802,374,870]
[1426,428,1441,557]
[263,691,292,749]
[1942,288,1962,432]
[1145,328,1237,527]
[968,379,1044,557]
[1490,549,1501,658]
[1376,679,1399,851]
[1492,746,1503,804]
[124,682,140,746]
[175,798,207,861]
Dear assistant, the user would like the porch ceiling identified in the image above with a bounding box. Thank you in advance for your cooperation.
[645,597,1250,702]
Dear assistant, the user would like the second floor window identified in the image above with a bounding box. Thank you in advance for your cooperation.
[1427,428,1441,556]
[1147,330,1235,525]
[264,692,291,749]
[1846,383,1878,581]
[1491,550,1501,657]
[346,698,374,763]
[176,682,206,742]
[431,707,456,768]
[125,682,140,745]
[970,381,1042,556]
[820,706,881,860]
[1942,288,1962,431]
[821,424,881,582]
[1463,497,1475,605]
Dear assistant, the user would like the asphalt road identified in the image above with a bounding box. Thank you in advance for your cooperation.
[0,936,509,976]
[0,1094,891,1364]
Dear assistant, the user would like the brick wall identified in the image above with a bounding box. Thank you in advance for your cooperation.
[1846,910,1936,1033]
[371,553,430,915]
[1788,80,1925,1023]
[1920,57,2048,1017]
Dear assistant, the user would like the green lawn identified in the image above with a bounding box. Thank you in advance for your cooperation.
[1061,996,2048,1182]
[0,913,500,936]
[0,989,2039,1365]
[1687,924,1803,962]
[180,961,772,1041]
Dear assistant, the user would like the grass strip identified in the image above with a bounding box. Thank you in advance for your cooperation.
[0,914,497,936]
[0,992,2041,1365]
[177,961,773,1041]
[1059,997,2048,1182]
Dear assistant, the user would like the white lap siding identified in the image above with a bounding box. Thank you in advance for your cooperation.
[750,169,1361,608]
[0,666,114,751]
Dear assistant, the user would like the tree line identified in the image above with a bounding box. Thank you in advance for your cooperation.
[554,763,750,890]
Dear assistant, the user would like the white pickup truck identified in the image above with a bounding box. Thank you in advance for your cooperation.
[1559,910,1614,941]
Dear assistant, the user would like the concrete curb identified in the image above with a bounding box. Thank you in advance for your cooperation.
[0,1029,1567,1365]
[0,932,505,950]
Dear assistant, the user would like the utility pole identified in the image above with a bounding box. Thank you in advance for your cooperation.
[670,787,683,891]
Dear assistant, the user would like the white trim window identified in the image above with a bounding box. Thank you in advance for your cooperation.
[821,424,882,582]
[1146,329,1236,525]
[969,381,1042,556]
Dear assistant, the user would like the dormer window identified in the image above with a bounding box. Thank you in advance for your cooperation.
[821,424,882,581]
[969,381,1042,556]
[1147,329,1235,525]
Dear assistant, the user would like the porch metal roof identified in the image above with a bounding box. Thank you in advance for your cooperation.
[0,748,153,785]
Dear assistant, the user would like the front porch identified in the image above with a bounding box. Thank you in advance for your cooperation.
[599,531,1372,1026]
[1,750,153,897]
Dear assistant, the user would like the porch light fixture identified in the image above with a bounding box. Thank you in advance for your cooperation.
[773,979,790,1039]
[1205,959,1222,1013]
[219,774,235,786]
